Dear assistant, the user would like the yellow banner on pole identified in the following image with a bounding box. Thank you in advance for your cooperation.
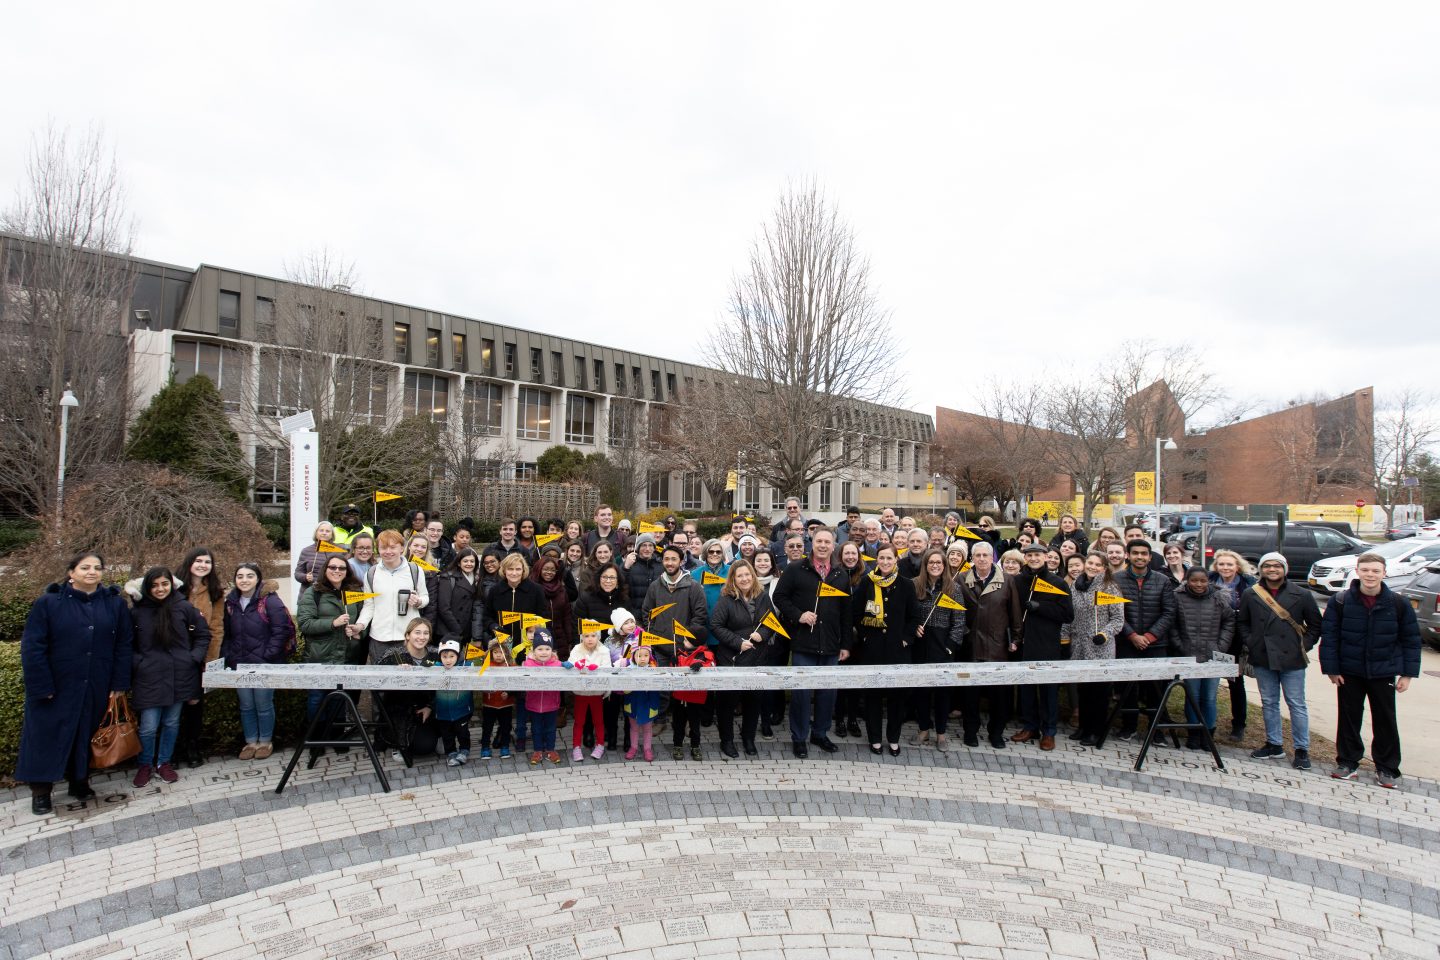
[1133,472,1156,505]
[726,470,738,492]
[374,491,402,503]
[935,592,966,611]
[817,582,849,598]
[343,591,379,605]
[318,541,348,554]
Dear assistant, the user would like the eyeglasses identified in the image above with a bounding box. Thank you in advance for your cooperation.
[326,565,349,571]
[707,549,723,555]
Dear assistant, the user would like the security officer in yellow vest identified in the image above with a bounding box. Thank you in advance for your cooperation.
[333,504,375,547]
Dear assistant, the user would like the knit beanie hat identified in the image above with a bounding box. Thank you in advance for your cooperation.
[610,607,635,632]
[635,532,656,550]
[1257,551,1288,574]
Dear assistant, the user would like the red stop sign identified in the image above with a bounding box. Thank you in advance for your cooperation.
[1355,499,1366,509]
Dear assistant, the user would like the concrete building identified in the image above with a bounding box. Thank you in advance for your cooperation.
[2,233,938,519]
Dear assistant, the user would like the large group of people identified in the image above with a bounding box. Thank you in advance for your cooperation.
[16,500,1422,815]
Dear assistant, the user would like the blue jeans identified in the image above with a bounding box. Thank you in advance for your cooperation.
[237,687,276,743]
[789,651,838,743]
[1019,684,1059,736]
[138,703,183,767]
[1183,678,1219,730]
[1252,666,1309,750]
[529,710,558,752]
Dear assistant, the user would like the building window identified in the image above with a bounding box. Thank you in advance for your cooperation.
[651,369,662,401]
[173,339,243,411]
[770,489,789,511]
[452,333,467,371]
[648,405,671,443]
[503,343,516,377]
[515,461,539,481]
[465,381,504,436]
[403,371,449,423]
[880,444,889,471]
[609,399,639,445]
[743,477,761,512]
[841,482,854,509]
[647,471,671,509]
[254,446,288,506]
[481,338,495,375]
[337,360,390,427]
[517,387,552,440]
[614,363,626,396]
[897,444,906,474]
[426,331,441,367]
[565,394,596,444]
[551,351,564,387]
[666,373,677,398]
[1181,471,1208,485]
[819,480,832,512]
[255,297,275,340]
[394,323,411,364]
[218,290,240,335]
[258,351,305,417]
[529,347,543,383]
[681,472,702,510]
[631,366,643,399]
[593,359,605,393]
[573,356,586,389]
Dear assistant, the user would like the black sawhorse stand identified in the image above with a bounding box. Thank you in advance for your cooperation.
[1096,674,1225,772]
[276,686,396,794]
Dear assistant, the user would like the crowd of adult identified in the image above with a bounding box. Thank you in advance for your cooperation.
[16,500,1422,815]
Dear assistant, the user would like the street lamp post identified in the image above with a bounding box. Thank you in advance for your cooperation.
[56,388,79,531]
[1155,436,1178,524]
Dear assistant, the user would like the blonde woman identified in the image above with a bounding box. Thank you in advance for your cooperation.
[293,521,337,590]
[1208,548,1256,740]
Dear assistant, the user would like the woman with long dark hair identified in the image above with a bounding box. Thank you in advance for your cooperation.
[1061,552,1123,746]
[574,562,628,751]
[17,552,134,814]
[296,554,365,757]
[436,548,482,646]
[222,562,294,761]
[531,554,575,659]
[710,560,781,758]
[129,567,210,786]
[173,547,225,768]
[911,548,966,750]
[832,541,868,740]
[844,545,921,756]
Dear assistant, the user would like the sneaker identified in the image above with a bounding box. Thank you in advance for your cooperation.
[572,746,585,762]
[672,746,684,761]
[1250,743,1286,761]
[591,745,605,760]
[156,763,179,783]
[1116,728,1136,742]
[447,752,461,766]
[479,748,492,760]
[1330,763,1359,780]
[832,722,848,739]
[499,747,512,759]
[1376,769,1399,789]
[643,746,654,762]
[846,719,862,738]
[625,743,638,760]
[1292,749,1311,771]
[759,722,774,742]
[546,751,562,764]
[133,765,153,788]
[529,752,542,766]
[690,747,703,761]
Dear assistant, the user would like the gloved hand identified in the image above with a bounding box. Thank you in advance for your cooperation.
[689,660,704,673]
[561,661,575,669]
[586,663,599,671]
[1026,600,1040,612]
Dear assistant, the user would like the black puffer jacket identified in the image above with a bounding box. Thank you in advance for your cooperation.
[1172,584,1235,661]
[626,554,663,606]
[1113,567,1178,656]
[435,571,479,645]
[913,582,967,663]
[129,596,210,711]
[710,592,783,667]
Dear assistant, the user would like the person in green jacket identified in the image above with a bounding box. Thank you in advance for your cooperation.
[296,554,366,756]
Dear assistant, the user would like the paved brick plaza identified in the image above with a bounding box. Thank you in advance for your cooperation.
[2,737,1437,960]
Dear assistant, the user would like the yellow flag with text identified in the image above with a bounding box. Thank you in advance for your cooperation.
[935,593,966,611]
[817,582,849,598]
[760,610,790,639]
[1095,592,1131,605]
[318,541,348,554]
[374,491,402,503]
[1031,577,1069,597]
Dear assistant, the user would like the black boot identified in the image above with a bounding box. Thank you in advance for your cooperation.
[66,779,96,802]
[31,784,53,815]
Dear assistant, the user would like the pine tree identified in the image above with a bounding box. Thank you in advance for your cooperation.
[126,376,250,501]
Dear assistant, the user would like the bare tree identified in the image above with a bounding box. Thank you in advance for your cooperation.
[973,381,1057,520]
[438,423,521,521]
[1263,392,1370,503]
[0,123,136,518]
[601,399,655,513]
[1043,381,1133,526]
[930,424,1009,514]
[240,251,440,512]
[660,382,752,511]
[1372,389,1436,527]
[704,183,903,498]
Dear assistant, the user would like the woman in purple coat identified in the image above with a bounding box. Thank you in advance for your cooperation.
[17,552,133,815]
[220,562,294,761]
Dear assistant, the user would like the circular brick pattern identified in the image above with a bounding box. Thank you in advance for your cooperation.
[2,737,1437,960]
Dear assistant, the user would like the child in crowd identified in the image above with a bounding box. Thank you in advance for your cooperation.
[609,608,641,659]
[672,641,715,760]
[566,624,620,761]
[605,608,641,753]
[523,630,563,766]
[432,639,474,766]
[480,636,515,760]
[624,644,662,762]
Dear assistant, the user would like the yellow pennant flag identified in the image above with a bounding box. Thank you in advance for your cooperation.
[520,613,549,630]
[500,611,523,625]
[477,651,491,676]
[412,556,439,572]
[318,541,348,554]
[1031,577,1070,597]
[343,590,380,606]
[493,631,509,644]
[535,533,561,548]
[638,521,667,534]
[960,562,972,572]
[701,571,726,585]
[1095,592,1132,606]
[951,527,982,541]
[759,610,790,639]
[935,592,966,611]
[650,602,676,620]
[579,619,611,635]
[373,491,402,503]
[673,621,696,641]
[465,643,487,660]
[817,582,849,598]
[640,631,674,646]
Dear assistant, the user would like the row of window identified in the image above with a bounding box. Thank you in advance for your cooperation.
[642,476,853,512]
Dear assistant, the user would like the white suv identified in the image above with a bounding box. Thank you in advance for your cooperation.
[1308,539,1440,594]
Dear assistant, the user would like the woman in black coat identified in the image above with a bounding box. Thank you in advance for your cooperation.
[17,552,134,815]
[484,553,552,751]
[128,567,210,787]
[435,548,481,646]
[843,545,922,756]
[573,563,628,750]
[911,549,966,750]
[710,560,782,758]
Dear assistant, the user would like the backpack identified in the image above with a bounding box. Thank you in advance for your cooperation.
[366,561,422,593]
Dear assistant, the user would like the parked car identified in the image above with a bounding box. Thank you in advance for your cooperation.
[1400,564,1440,651]
[1385,522,1427,541]
[1162,513,1228,543]
[1306,538,1440,595]
[1201,522,1368,582]
[1418,521,1440,539]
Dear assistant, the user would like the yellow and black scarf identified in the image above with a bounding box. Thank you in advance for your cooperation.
[862,569,897,628]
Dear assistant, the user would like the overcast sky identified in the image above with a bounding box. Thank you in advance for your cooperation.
[4,3,1436,427]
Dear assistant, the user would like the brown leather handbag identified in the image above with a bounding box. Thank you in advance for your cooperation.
[90,693,141,769]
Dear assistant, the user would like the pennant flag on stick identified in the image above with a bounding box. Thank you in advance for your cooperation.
[344,591,380,606]
[951,527,982,541]
[520,614,549,630]
[638,521,666,534]
[759,610,790,639]
[477,651,491,675]
[817,582,849,598]
[412,556,439,572]
[1095,592,1131,605]
[373,491,402,503]
[1031,578,1070,597]
[935,592,966,611]
[500,611,523,625]
[649,602,676,620]
[318,541,348,554]
[466,643,487,660]
[535,533,561,548]
[701,571,726,585]
[579,619,611,635]
[640,631,674,646]
[673,621,696,641]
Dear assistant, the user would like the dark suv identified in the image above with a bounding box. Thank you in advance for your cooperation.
[1401,565,1440,651]
[1201,522,1368,580]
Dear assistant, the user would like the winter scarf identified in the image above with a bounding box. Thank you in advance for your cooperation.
[862,569,898,629]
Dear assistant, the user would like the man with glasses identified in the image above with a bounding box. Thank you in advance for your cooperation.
[1238,552,1321,770]
[774,528,850,759]
[779,533,808,572]
[771,497,805,543]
